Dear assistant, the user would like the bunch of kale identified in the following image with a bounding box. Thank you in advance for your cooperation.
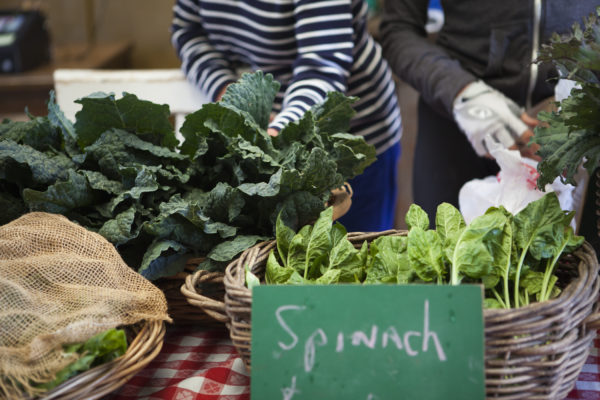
[0,72,376,280]
[534,7,600,188]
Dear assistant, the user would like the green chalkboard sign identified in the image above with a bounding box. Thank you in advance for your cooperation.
[251,285,485,400]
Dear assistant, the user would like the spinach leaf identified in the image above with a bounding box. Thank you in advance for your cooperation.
[36,328,127,391]
[303,207,334,279]
[511,192,573,307]
[407,228,445,283]
[266,251,295,284]
[450,210,507,285]
[481,207,514,308]
[435,202,466,261]
[275,212,296,268]
[365,235,412,284]
[328,223,364,282]
[245,264,261,290]
[539,227,582,301]
[405,203,429,230]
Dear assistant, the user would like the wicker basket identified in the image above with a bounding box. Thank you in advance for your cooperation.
[38,319,166,400]
[180,267,229,324]
[156,258,226,325]
[179,183,354,325]
[222,230,600,399]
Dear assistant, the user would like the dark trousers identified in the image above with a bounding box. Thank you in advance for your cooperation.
[337,141,400,232]
[412,97,499,226]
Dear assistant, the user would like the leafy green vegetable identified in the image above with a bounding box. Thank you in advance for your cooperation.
[534,7,600,187]
[449,209,506,285]
[35,328,127,391]
[482,207,513,308]
[405,203,429,231]
[74,92,177,149]
[365,235,411,284]
[0,71,376,280]
[245,264,261,290]
[511,193,574,307]
[434,202,466,261]
[266,206,361,285]
[264,192,582,309]
[407,227,445,283]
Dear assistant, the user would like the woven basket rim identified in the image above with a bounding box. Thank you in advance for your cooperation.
[38,319,166,400]
[223,230,599,316]
[180,269,229,324]
[223,231,599,344]
[222,229,600,398]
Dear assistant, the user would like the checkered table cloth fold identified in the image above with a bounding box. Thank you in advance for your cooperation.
[110,326,599,400]
[109,326,250,400]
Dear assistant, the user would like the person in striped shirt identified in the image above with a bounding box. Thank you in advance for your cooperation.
[171,0,403,232]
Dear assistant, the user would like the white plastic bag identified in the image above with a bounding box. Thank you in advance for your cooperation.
[458,145,578,226]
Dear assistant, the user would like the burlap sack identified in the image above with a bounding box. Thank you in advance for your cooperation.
[0,212,172,398]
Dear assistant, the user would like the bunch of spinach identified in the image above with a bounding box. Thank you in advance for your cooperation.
[33,328,127,392]
[533,7,600,188]
[259,192,582,309]
[263,206,368,286]
[0,71,376,280]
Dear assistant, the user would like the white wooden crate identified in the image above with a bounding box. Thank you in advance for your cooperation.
[53,68,209,137]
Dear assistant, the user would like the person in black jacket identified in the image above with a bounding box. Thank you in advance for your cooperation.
[380,0,597,223]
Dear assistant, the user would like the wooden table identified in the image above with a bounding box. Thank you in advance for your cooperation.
[0,41,132,118]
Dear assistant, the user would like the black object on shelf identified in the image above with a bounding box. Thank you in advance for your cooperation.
[0,9,51,73]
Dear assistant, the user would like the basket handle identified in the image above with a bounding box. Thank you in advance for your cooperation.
[180,269,229,324]
[329,182,353,221]
[584,310,600,330]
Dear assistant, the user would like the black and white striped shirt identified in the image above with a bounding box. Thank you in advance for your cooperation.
[171,0,402,154]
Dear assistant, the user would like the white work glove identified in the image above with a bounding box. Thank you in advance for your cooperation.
[453,80,528,156]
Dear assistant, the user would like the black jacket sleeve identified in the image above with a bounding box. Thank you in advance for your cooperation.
[380,0,475,119]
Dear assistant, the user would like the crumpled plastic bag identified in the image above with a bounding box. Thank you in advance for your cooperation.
[458,145,581,227]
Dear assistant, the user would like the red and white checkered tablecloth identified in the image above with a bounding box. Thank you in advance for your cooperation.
[109,326,250,400]
[109,326,600,400]
[566,334,600,400]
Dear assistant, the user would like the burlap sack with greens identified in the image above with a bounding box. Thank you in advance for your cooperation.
[0,212,171,399]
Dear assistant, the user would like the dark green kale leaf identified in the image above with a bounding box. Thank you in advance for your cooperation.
[536,9,600,85]
[74,92,177,149]
[23,170,98,214]
[0,140,73,186]
[535,106,600,187]
[0,117,62,152]
[534,7,600,187]
[220,70,280,130]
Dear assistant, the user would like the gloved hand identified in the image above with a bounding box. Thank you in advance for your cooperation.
[453,80,529,156]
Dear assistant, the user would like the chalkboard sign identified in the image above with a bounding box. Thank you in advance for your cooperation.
[251,285,485,400]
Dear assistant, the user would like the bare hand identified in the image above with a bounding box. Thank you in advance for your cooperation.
[510,113,540,161]
[519,113,540,160]
[521,112,539,128]
[215,84,230,101]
